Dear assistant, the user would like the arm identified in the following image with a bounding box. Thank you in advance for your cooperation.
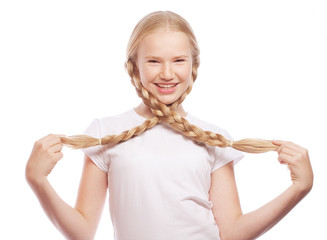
[209,141,313,240]
[26,134,108,240]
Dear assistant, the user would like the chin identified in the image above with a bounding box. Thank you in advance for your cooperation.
[157,97,176,105]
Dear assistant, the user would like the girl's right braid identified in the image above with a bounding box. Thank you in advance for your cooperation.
[101,116,160,145]
[62,57,278,153]
[60,116,159,149]
[132,70,278,153]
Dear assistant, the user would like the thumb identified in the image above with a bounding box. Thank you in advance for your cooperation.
[272,140,285,146]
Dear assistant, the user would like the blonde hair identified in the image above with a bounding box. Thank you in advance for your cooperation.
[61,11,277,154]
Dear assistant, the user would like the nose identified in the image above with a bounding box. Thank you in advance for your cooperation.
[160,62,174,80]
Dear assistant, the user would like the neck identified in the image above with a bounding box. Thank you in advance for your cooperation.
[134,102,187,119]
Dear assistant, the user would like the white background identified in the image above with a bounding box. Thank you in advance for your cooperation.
[1,0,326,239]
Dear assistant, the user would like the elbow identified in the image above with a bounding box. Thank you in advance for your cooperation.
[220,233,253,240]
[62,230,95,240]
[219,233,234,240]
[218,222,252,240]
[219,227,234,240]
[58,218,97,240]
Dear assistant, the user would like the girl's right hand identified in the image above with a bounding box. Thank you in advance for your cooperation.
[273,140,313,195]
[25,134,64,186]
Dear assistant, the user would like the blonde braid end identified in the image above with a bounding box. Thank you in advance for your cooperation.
[231,138,278,153]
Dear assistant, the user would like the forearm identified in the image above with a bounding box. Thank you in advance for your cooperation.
[28,178,94,240]
[228,184,309,240]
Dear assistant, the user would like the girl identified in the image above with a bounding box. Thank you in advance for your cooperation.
[26,11,313,240]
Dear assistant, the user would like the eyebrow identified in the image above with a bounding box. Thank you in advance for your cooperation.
[144,55,190,59]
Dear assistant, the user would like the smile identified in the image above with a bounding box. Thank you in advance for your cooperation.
[155,83,178,93]
[155,83,178,88]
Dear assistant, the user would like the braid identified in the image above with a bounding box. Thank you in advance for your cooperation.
[61,11,277,153]
[61,58,277,153]
[61,116,160,149]
[132,74,276,153]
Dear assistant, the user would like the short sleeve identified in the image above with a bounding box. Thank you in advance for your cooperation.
[211,131,244,173]
[81,119,110,173]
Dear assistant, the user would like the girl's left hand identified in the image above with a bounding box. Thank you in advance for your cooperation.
[273,140,313,195]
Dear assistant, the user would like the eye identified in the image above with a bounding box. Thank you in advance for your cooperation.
[148,59,159,63]
[175,59,185,63]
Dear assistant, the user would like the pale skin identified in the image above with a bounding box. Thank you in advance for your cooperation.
[26,29,313,240]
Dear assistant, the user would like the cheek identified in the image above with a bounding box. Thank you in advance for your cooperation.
[178,64,193,82]
[139,66,157,86]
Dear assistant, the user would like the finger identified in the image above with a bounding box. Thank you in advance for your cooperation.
[56,134,66,141]
[53,151,64,161]
[38,134,62,148]
[50,134,66,146]
[276,140,304,151]
[272,140,291,148]
[273,140,297,154]
[279,160,287,165]
[273,140,288,152]
[284,142,305,153]
[277,154,287,164]
[278,145,299,157]
[278,152,294,164]
[272,140,284,146]
[49,143,63,153]
[278,142,307,161]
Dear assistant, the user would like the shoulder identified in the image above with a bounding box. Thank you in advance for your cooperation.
[84,109,144,137]
[186,114,244,171]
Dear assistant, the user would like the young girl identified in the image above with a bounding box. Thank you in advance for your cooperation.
[26,11,313,240]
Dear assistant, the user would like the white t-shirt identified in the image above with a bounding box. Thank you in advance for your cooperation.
[82,109,243,240]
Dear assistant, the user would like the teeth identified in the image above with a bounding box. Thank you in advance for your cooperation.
[157,84,176,88]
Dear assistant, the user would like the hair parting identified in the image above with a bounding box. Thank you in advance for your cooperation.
[60,11,278,154]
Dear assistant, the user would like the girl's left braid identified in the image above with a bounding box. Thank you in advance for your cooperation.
[61,58,278,153]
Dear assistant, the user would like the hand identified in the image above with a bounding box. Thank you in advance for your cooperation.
[26,134,64,186]
[273,140,313,195]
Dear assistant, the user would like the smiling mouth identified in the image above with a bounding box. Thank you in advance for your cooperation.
[155,83,178,88]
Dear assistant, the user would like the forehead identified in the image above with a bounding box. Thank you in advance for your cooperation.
[138,30,192,57]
